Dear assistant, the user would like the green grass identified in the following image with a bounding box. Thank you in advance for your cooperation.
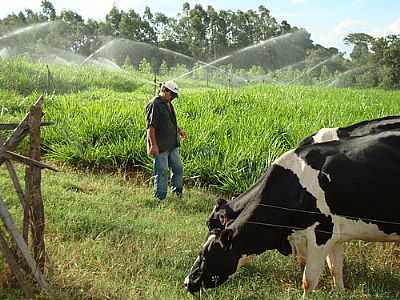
[0,57,144,96]
[2,58,400,194]
[0,165,399,299]
[40,84,400,192]
[3,78,400,193]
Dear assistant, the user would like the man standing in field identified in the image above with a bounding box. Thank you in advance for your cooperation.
[146,80,187,201]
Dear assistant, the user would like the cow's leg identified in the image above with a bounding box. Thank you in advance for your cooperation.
[302,246,326,297]
[326,243,344,289]
[297,256,306,272]
[288,234,307,272]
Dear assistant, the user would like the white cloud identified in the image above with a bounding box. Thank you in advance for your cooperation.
[388,18,400,34]
[334,19,366,34]
[366,18,400,38]
[315,19,366,47]
[310,19,368,56]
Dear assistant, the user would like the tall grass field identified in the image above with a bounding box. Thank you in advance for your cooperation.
[0,58,400,299]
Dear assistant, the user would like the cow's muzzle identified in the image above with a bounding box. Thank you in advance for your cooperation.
[184,274,202,294]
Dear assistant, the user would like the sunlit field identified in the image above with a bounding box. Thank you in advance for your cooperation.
[0,56,399,299]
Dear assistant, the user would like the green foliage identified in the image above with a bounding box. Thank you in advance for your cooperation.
[1,1,399,90]
[0,0,308,64]
[373,35,400,89]
[2,57,400,195]
[0,57,141,95]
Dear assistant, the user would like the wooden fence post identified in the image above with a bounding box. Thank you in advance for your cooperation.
[25,97,46,273]
[0,95,54,295]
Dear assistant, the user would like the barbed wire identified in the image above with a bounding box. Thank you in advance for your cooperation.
[256,203,400,226]
[243,203,400,237]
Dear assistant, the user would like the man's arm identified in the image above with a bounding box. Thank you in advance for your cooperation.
[147,126,159,156]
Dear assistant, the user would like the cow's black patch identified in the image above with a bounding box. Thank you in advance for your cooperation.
[337,115,400,139]
[315,216,334,245]
[303,133,400,236]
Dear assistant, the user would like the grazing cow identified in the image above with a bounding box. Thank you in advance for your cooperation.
[185,129,400,297]
[207,116,400,234]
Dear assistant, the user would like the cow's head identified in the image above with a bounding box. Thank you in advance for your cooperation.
[184,228,240,294]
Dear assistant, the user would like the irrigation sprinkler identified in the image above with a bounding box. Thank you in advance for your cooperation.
[288,55,339,85]
[46,65,52,93]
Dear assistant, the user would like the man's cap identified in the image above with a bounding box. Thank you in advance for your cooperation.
[163,80,179,95]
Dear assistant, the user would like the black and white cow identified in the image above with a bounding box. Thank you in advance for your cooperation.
[185,129,400,296]
[206,115,400,234]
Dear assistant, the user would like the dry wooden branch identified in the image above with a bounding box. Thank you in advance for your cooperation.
[0,228,35,298]
[0,121,54,131]
[0,198,48,291]
[0,150,58,172]
[0,95,44,166]
[5,160,30,243]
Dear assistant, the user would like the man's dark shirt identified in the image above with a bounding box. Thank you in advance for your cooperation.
[146,96,180,153]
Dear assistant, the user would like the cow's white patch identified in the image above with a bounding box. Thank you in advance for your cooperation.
[274,150,331,215]
[184,274,189,286]
[331,215,400,242]
[204,234,217,248]
[184,255,201,286]
[312,127,339,143]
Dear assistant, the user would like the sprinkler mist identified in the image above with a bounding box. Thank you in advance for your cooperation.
[0,22,327,92]
[0,22,53,41]
[327,66,373,87]
[288,55,339,85]
[81,42,113,65]
[170,30,310,85]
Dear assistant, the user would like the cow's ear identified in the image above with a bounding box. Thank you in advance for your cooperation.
[219,229,233,249]
[216,198,227,208]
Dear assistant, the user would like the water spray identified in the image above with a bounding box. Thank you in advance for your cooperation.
[81,42,112,65]
[170,30,307,84]
[0,22,52,41]
[288,55,339,85]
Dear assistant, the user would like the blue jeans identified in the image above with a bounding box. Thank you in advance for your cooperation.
[153,147,183,200]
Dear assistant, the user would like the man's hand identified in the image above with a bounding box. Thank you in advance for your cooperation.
[178,128,188,140]
[148,144,159,157]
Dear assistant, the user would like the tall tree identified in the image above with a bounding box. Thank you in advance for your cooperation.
[257,5,279,41]
[188,4,209,59]
[344,33,374,65]
[105,5,122,37]
[119,9,143,40]
[141,6,157,42]
[41,0,56,21]
[371,35,400,89]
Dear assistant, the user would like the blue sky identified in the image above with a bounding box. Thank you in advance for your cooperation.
[1,0,400,55]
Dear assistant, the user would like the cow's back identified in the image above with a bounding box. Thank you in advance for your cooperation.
[297,131,400,237]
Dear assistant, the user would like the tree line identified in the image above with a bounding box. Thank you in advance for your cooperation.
[0,1,399,89]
